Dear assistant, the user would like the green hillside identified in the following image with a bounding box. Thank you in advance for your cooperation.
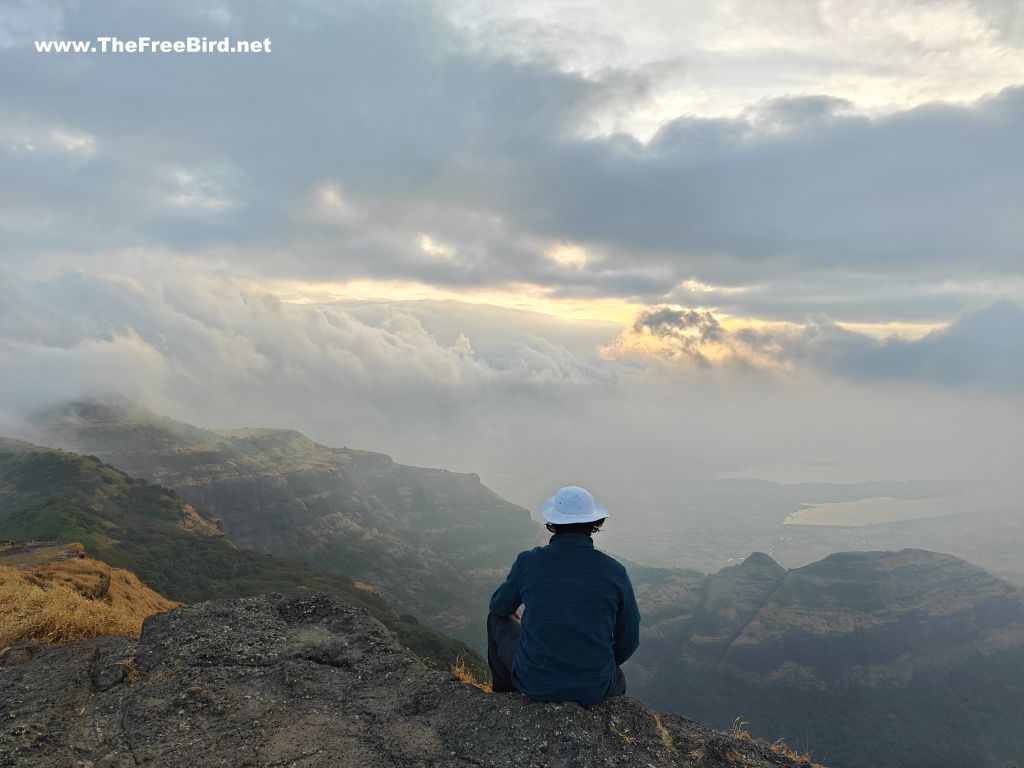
[0,438,484,675]
[36,400,543,647]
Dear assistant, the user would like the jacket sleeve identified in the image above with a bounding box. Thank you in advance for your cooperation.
[613,569,641,665]
[489,552,525,616]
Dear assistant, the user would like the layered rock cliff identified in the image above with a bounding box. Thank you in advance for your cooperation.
[631,551,1024,767]
[632,549,1024,691]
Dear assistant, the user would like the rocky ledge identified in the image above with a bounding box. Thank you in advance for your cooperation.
[0,594,818,767]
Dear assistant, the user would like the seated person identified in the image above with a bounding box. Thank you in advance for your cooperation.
[487,485,641,706]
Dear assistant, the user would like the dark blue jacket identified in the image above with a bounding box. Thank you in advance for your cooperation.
[489,533,641,706]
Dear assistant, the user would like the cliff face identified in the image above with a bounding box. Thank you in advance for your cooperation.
[631,551,1024,768]
[631,549,1024,691]
[0,594,818,768]
[720,549,1024,687]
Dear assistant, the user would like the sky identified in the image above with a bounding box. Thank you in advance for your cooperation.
[1,0,1022,530]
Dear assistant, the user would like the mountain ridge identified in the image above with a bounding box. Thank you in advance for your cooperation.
[632,550,1024,767]
[0,438,484,675]
[34,400,542,646]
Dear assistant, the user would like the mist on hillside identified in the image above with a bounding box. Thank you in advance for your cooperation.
[2,267,1021,579]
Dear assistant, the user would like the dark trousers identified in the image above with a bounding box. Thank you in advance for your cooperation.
[486,612,627,700]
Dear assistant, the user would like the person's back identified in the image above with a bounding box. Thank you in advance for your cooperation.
[487,486,641,707]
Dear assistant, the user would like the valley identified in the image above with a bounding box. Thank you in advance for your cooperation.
[6,400,1024,767]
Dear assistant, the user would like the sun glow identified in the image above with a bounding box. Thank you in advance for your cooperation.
[267,278,639,325]
[545,243,588,269]
[835,320,942,340]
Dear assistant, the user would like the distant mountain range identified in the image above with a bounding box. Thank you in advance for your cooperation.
[14,399,1024,768]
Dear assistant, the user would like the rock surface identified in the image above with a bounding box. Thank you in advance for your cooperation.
[0,594,817,768]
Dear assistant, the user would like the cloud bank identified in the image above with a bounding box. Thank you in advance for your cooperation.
[1,0,1021,325]
[616,301,1024,392]
[1,268,1020,505]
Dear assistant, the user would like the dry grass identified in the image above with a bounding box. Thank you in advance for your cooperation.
[652,713,676,753]
[609,716,638,745]
[730,716,826,767]
[0,556,178,646]
[450,655,492,692]
[730,717,752,740]
[118,656,141,682]
[768,738,826,767]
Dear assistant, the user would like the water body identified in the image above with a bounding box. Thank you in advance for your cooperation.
[785,486,1020,527]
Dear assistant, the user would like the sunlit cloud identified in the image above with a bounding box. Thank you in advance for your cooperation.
[545,242,589,269]
[602,301,1024,394]
[419,234,457,261]
[266,277,641,325]
[602,305,795,368]
[833,320,941,341]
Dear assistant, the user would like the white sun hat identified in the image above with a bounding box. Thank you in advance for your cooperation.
[540,486,609,525]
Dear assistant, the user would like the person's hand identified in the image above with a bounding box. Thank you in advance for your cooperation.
[512,611,521,620]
